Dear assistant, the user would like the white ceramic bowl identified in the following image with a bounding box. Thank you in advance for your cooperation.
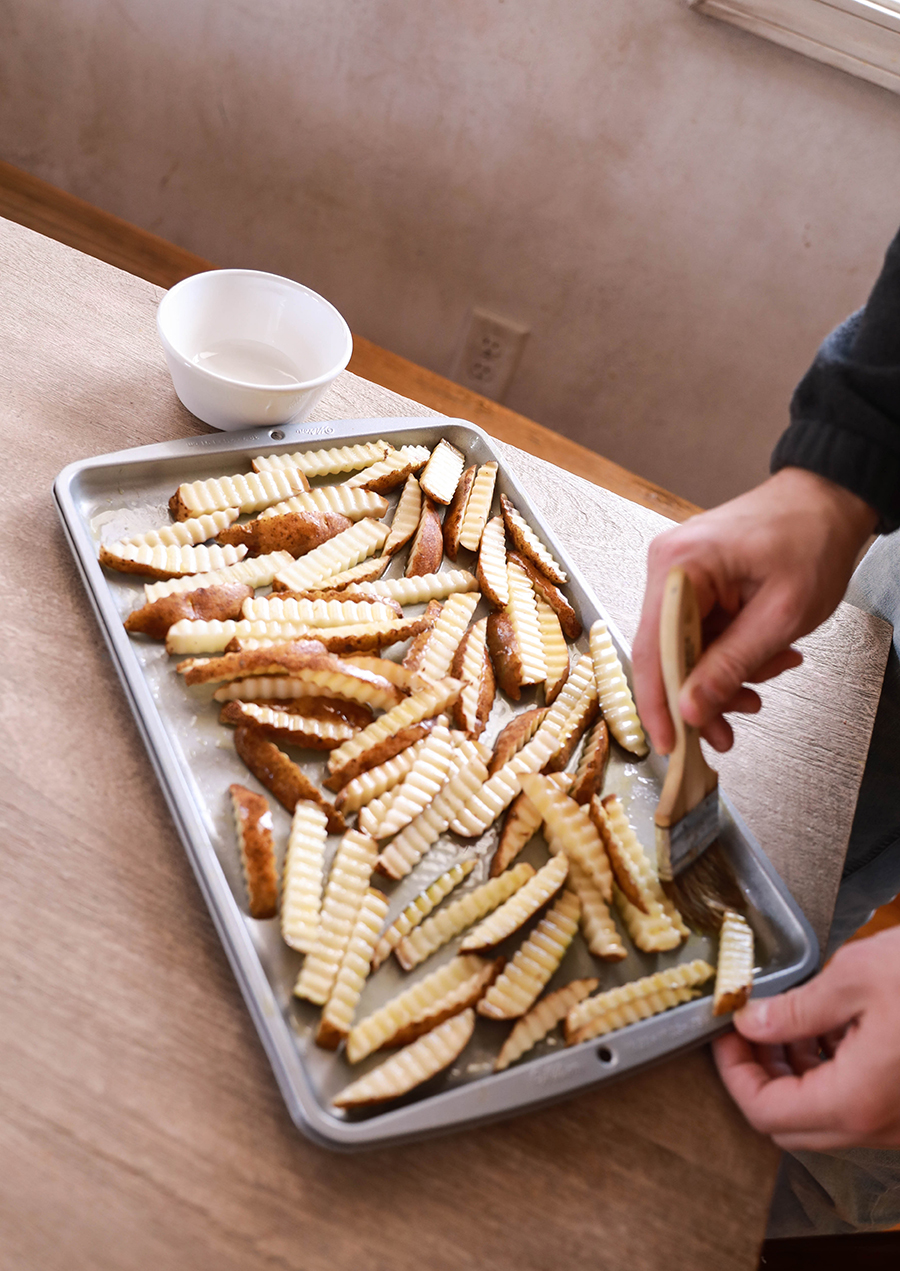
[157,269,353,431]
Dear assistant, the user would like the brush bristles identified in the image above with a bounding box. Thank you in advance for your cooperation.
[661,841,745,936]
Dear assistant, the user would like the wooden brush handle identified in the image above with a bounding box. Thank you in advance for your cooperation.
[654,567,718,830]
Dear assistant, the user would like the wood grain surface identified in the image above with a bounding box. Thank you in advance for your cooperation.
[0,215,890,1271]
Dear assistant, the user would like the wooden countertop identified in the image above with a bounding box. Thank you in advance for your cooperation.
[0,213,891,1271]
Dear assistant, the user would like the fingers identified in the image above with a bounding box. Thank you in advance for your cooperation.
[745,648,803,684]
[713,1029,849,1138]
[734,966,862,1047]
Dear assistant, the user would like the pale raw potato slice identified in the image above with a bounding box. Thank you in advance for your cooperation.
[535,595,569,706]
[489,773,571,877]
[252,441,389,479]
[499,493,567,585]
[227,611,436,657]
[258,485,389,521]
[325,677,463,786]
[395,862,535,971]
[457,462,498,552]
[120,508,239,549]
[273,519,389,593]
[242,596,399,625]
[220,701,358,748]
[232,725,346,833]
[214,676,345,703]
[564,860,627,961]
[170,467,309,520]
[383,474,422,555]
[371,861,476,971]
[229,784,278,920]
[99,540,247,579]
[613,885,685,954]
[340,655,425,692]
[294,829,378,1005]
[545,681,599,773]
[166,617,310,655]
[451,617,495,738]
[592,794,689,939]
[713,910,755,1016]
[281,802,328,953]
[144,551,294,603]
[460,854,569,952]
[361,570,479,606]
[504,558,546,686]
[405,497,443,577]
[477,890,581,1019]
[346,955,491,1063]
[476,515,509,608]
[317,556,390,589]
[569,718,610,805]
[373,725,456,839]
[419,438,466,505]
[589,620,649,757]
[375,740,490,880]
[507,550,582,641]
[448,716,563,838]
[495,978,599,1072]
[413,593,482,683]
[317,888,390,1049]
[358,784,405,837]
[520,775,613,902]
[343,449,416,492]
[333,738,431,813]
[442,464,477,560]
[565,959,715,1045]
[489,707,548,776]
[334,1010,476,1108]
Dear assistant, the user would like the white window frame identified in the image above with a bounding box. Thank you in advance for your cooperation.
[690,0,900,95]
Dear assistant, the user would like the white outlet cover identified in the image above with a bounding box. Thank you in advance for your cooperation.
[450,308,530,403]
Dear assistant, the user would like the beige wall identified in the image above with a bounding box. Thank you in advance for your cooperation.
[3,0,900,507]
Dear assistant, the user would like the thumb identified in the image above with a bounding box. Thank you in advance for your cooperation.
[735,964,862,1045]
[678,585,797,728]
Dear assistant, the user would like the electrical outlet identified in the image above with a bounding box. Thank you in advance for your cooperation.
[450,308,529,403]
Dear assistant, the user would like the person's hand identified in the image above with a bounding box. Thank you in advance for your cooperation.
[713,928,900,1149]
[632,467,877,754]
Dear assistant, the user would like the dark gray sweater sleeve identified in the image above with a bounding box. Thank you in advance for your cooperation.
[771,229,900,532]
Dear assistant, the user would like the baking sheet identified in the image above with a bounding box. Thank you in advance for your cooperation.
[54,415,818,1149]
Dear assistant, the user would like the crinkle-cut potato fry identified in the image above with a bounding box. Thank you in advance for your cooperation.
[125,582,253,641]
[442,463,477,560]
[412,593,481,684]
[592,794,689,939]
[334,1009,477,1109]
[489,707,548,777]
[170,466,309,521]
[358,784,406,837]
[213,675,365,706]
[477,890,581,1020]
[221,701,358,748]
[317,887,390,1049]
[402,602,442,675]
[588,620,649,757]
[375,740,489,879]
[451,617,495,739]
[499,493,567,585]
[315,556,390,590]
[232,611,436,658]
[333,738,430,813]
[178,641,403,710]
[257,485,389,523]
[545,687,599,774]
[460,854,569,952]
[457,461,498,552]
[344,450,415,493]
[242,596,399,626]
[395,862,535,972]
[240,695,373,729]
[518,775,613,901]
[486,611,526,701]
[340,654,423,692]
[325,677,463,787]
[448,717,563,838]
[144,550,294,603]
[569,717,610,805]
[419,438,466,505]
[252,440,389,479]
[214,510,354,558]
[506,550,582,641]
[233,725,346,832]
[373,725,456,839]
[490,773,571,877]
[494,978,599,1072]
[564,860,627,961]
[100,540,247,579]
[120,508,239,549]
[565,960,715,1045]
[273,519,389,594]
[535,595,569,705]
[713,910,755,1016]
[281,802,328,954]
[229,783,278,920]
[505,558,546,687]
[346,955,494,1063]
[371,860,475,971]
[613,885,685,953]
[294,829,378,1005]
[405,497,444,577]
[383,474,422,556]
[476,514,509,609]
[166,617,312,656]
[360,569,479,606]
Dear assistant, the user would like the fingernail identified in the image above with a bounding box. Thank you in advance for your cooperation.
[678,684,707,725]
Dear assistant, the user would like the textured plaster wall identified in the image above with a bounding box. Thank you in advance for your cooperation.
[3,0,900,507]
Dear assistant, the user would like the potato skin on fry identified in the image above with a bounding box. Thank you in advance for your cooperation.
[233,725,346,832]
[488,707,548,776]
[216,511,353,557]
[506,550,581,640]
[124,582,252,640]
[545,698,600,773]
[229,783,279,919]
[222,701,353,749]
[322,721,438,791]
[406,498,444,577]
[486,610,525,701]
[442,464,477,561]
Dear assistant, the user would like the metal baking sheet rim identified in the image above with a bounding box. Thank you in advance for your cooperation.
[53,414,819,1151]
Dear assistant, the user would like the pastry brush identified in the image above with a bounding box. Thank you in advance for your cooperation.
[654,566,744,935]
